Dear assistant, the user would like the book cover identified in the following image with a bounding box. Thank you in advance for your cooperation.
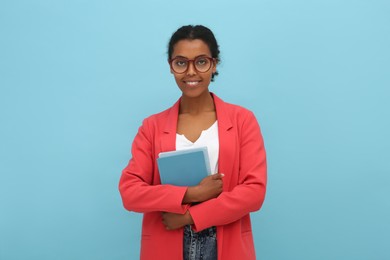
[157,147,211,186]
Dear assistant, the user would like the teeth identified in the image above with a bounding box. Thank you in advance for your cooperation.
[186,81,199,86]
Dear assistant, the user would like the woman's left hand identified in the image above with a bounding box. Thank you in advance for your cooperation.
[162,211,194,230]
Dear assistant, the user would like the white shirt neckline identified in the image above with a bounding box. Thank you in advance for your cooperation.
[176,120,218,145]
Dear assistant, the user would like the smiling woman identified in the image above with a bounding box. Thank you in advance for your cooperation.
[119,25,267,260]
[170,39,217,100]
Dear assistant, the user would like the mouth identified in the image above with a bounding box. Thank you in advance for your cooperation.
[183,80,201,87]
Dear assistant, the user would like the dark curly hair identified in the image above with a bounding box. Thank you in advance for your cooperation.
[168,25,221,81]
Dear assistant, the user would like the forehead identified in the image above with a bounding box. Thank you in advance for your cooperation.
[172,39,211,59]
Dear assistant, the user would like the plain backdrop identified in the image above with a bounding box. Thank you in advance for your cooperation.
[1,0,389,259]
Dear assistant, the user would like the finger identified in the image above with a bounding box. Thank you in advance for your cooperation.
[212,173,224,180]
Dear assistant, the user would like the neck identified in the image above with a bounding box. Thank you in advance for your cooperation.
[179,92,215,115]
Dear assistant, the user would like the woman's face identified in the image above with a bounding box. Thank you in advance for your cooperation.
[170,39,216,98]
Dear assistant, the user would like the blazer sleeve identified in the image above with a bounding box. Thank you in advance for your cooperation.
[188,111,267,231]
[119,118,189,214]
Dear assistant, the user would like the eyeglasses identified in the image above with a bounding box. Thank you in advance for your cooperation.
[169,56,215,74]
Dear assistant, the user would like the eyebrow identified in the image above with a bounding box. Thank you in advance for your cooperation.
[172,54,210,59]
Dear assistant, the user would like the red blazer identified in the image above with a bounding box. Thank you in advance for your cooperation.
[119,93,267,260]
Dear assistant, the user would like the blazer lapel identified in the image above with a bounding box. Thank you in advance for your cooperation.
[212,93,235,189]
[160,98,180,153]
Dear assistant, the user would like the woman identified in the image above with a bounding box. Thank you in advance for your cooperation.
[119,25,267,260]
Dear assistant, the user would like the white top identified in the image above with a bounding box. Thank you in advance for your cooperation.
[176,120,219,175]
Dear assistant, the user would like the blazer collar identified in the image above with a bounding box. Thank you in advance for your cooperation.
[211,93,233,131]
[163,92,232,133]
[160,92,233,153]
[163,98,180,134]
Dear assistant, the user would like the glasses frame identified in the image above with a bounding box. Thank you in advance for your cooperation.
[169,56,215,74]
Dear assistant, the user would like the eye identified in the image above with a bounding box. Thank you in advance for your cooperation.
[196,58,209,66]
[174,59,187,67]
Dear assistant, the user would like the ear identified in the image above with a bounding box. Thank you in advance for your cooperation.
[212,59,217,74]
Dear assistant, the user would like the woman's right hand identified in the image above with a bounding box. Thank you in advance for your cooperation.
[183,173,224,204]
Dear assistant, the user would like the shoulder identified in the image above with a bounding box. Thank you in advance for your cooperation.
[222,100,253,115]
[213,93,252,113]
[213,93,257,124]
[139,98,179,131]
[143,107,171,124]
[137,110,167,138]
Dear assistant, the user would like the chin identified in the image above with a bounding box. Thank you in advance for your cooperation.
[180,87,210,98]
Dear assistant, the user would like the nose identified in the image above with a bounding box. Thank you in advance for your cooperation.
[186,61,197,76]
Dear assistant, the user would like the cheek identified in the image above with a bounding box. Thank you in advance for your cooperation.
[206,71,214,81]
[173,75,183,85]
[173,74,181,81]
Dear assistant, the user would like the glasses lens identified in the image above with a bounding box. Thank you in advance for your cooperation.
[195,57,212,72]
[171,58,188,73]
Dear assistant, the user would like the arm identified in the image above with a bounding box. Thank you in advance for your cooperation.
[188,111,267,231]
[119,119,189,214]
[182,173,224,203]
[161,174,224,230]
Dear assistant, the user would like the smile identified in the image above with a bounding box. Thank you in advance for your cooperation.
[184,81,201,86]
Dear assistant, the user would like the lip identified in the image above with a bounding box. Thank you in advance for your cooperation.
[183,80,201,87]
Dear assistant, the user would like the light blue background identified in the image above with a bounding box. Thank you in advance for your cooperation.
[1,0,389,259]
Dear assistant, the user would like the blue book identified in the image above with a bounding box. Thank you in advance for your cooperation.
[157,147,211,186]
